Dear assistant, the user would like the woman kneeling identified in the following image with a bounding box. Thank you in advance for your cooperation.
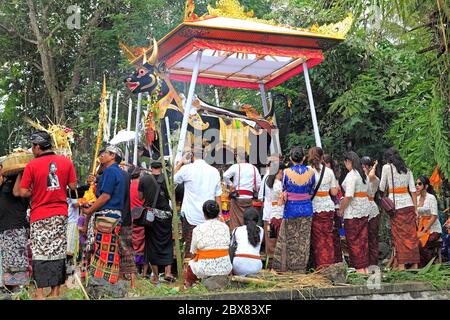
[184,200,232,287]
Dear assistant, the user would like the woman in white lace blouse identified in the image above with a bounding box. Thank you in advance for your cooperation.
[339,151,370,274]
[416,175,442,268]
[308,147,339,269]
[379,148,419,271]
[185,200,232,287]
[361,156,380,267]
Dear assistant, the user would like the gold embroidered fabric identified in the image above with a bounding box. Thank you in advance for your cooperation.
[284,168,314,186]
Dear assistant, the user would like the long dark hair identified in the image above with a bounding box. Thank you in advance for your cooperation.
[383,147,408,174]
[324,154,341,180]
[266,163,285,189]
[360,156,374,168]
[290,146,304,164]
[308,147,324,172]
[344,151,367,184]
[243,208,261,247]
[417,175,436,196]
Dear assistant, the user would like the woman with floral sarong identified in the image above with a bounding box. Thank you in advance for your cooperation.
[379,148,419,271]
[273,147,315,273]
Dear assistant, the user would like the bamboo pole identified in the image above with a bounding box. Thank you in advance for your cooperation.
[91,75,107,175]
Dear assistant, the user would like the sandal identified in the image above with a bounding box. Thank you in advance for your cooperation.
[164,275,176,283]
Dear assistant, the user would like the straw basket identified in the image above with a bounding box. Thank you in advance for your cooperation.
[2,152,34,176]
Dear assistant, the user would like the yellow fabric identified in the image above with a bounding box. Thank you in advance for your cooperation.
[418,216,431,247]
[235,120,250,155]
[219,118,236,151]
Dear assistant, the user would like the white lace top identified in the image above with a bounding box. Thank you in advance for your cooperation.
[418,193,442,234]
[189,219,232,278]
[379,164,416,209]
[270,179,284,219]
[310,165,338,213]
[341,170,371,219]
[367,176,380,220]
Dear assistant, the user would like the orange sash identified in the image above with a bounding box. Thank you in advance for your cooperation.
[271,201,280,206]
[389,187,409,194]
[193,249,229,262]
[315,191,329,197]
[368,196,375,201]
[418,216,431,247]
[354,192,368,197]
[235,253,261,260]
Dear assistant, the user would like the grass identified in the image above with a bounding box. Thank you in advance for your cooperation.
[347,261,450,290]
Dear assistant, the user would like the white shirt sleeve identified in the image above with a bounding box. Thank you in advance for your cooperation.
[345,172,356,197]
[254,166,262,191]
[408,170,416,193]
[190,227,198,254]
[379,165,388,192]
[429,194,438,216]
[215,174,222,197]
[258,175,267,200]
[223,164,237,186]
[174,165,187,185]
[330,169,338,189]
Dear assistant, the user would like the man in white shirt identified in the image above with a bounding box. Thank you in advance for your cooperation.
[223,148,262,231]
[174,146,222,259]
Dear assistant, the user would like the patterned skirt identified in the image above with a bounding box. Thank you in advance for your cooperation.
[89,213,121,284]
[0,227,29,286]
[119,225,136,275]
[391,206,420,264]
[273,216,312,273]
[30,215,67,288]
[344,216,369,269]
[311,211,335,269]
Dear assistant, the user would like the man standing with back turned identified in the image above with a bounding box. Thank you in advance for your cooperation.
[20,131,77,300]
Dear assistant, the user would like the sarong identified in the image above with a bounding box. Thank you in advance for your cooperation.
[344,217,369,269]
[119,225,137,274]
[182,217,196,259]
[390,206,420,264]
[145,217,173,266]
[419,232,441,268]
[333,211,343,263]
[132,225,145,266]
[89,212,121,284]
[229,198,254,231]
[311,211,335,269]
[273,216,312,273]
[368,215,380,266]
[263,221,277,258]
[31,215,67,288]
[0,227,29,286]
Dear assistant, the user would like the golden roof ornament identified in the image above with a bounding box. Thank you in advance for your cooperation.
[309,13,353,39]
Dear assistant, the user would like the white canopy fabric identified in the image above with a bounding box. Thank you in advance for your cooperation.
[109,130,136,145]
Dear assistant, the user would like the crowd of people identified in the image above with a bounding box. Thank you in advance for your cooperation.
[0,129,449,299]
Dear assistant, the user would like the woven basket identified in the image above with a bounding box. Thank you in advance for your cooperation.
[2,152,34,176]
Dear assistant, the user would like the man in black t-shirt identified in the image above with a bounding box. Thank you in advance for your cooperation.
[138,160,174,283]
